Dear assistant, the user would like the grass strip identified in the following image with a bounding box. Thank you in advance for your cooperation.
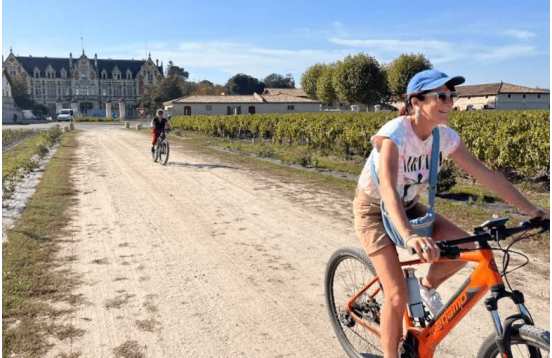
[3,127,63,199]
[3,132,83,357]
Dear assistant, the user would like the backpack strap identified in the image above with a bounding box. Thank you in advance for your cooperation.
[426,127,440,213]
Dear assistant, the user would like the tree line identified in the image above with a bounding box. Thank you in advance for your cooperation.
[301,53,432,107]
[140,64,296,114]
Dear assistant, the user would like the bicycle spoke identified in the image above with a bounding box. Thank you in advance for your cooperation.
[329,252,383,357]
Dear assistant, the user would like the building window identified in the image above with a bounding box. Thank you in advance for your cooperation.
[206,105,212,111]
[34,69,40,78]
[126,71,132,79]
[537,94,541,99]
[101,71,107,79]
[522,94,526,99]
[287,105,295,111]
[507,94,511,98]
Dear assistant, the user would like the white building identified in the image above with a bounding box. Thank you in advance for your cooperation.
[455,82,549,110]
[164,89,321,116]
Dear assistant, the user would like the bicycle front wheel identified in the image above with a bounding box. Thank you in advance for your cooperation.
[478,324,549,357]
[325,247,384,358]
[159,140,169,165]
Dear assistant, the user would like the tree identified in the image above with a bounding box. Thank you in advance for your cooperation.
[300,64,325,99]
[333,54,388,105]
[156,75,185,103]
[316,65,337,105]
[193,80,226,95]
[263,73,295,88]
[387,54,432,97]
[10,74,34,109]
[167,61,189,79]
[139,85,160,115]
[225,73,264,95]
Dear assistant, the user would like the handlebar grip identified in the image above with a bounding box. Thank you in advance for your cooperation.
[436,243,460,259]
[520,218,549,232]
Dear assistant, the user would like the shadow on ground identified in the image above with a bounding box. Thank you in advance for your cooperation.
[167,161,239,170]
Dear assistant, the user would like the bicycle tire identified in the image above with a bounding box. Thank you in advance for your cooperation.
[152,145,157,162]
[325,247,384,358]
[159,140,170,165]
[478,324,549,357]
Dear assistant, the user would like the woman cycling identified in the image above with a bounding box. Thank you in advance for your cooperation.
[353,69,545,358]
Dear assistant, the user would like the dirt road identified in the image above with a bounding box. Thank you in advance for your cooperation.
[50,125,549,357]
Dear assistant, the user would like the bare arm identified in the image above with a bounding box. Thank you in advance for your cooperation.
[449,141,543,217]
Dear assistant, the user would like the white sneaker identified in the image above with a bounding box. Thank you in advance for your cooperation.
[419,279,444,317]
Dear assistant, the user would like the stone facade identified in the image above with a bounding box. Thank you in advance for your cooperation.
[2,70,22,123]
[455,82,550,110]
[3,50,164,118]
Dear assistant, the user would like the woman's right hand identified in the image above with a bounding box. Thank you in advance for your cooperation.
[406,234,440,262]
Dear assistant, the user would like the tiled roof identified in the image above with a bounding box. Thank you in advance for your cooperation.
[263,88,309,98]
[170,95,262,104]
[457,82,549,97]
[16,56,71,77]
[167,93,321,105]
[14,55,163,79]
[262,94,320,103]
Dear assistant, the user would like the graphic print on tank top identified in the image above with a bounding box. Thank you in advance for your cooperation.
[402,152,443,202]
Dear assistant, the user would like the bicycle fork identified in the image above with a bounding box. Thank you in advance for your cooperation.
[485,284,536,358]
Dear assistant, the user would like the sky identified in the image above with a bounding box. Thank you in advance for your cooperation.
[2,0,550,88]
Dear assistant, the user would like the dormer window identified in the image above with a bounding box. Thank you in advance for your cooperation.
[101,70,107,79]
[112,66,121,80]
[60,68,67,79]
[34,68,40,78]
[126,70,132,79]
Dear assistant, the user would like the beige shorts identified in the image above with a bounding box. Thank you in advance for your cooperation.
[353,190,426,256]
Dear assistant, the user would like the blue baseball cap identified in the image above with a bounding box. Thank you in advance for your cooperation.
[406,69,465,97]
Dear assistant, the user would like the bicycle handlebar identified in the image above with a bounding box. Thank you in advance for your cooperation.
[436,217,549,259]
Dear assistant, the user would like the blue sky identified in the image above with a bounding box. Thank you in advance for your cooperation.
[3,0,550,88]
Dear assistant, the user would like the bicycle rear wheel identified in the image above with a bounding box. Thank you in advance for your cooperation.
[325,247,384,358]
[478,325,549,357]
[159,140,169,165]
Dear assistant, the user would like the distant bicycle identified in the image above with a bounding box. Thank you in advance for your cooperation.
[152,130,170,165]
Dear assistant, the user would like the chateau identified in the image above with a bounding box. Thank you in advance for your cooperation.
[3,49,164,118]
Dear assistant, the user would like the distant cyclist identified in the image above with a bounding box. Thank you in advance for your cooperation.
[150,109,171,154]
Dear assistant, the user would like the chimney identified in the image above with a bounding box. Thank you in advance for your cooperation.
[69,52,73,68]
[94,53,98,67]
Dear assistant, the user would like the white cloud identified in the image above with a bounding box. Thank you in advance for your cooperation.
[475,45,537,61]
[329,37,452,53]
[502,29,536,40]
[98,41,352,83]
[328,36,540,65]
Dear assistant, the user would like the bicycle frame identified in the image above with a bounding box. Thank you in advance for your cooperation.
[346,247,534,357]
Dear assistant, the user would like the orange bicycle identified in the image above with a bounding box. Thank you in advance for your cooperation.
[325,217,549,357]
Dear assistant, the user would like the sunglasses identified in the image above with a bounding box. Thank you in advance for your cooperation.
[423,91,458,103]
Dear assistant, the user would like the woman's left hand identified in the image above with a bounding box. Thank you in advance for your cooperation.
[528,207,548,220]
